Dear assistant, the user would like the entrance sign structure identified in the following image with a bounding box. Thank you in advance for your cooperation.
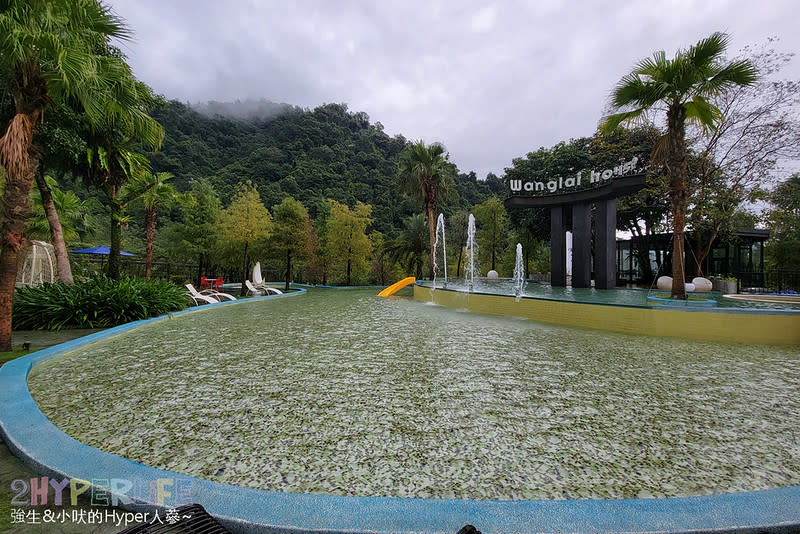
[504,157,646,289]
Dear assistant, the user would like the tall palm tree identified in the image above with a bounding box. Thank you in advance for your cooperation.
[138,172,177,278]
[601,32,757,299]
[397,141,453,279]
[85,142,157,279]
[28,174,100,246]
[0,0,158,351]
[33,171,74,283]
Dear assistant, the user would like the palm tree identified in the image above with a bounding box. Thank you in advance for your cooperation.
[28,173,100,253]
[138,172,178,278]
[397,141,453,279]
[33,171,75,283]
[0,0,159,351]
[601,32,757,299]
[84,143,158,279]
[384,214,429,280]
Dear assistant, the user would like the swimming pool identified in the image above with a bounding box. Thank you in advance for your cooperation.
[26,288,800,502]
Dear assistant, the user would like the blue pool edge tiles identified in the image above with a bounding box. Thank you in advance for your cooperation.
[1,288,799,533]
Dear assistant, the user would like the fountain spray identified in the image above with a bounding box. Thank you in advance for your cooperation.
[513,243,525,301]
[432,214,447,289]
[465,214,477,292]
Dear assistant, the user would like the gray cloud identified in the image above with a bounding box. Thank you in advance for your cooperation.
[108,0,799,179]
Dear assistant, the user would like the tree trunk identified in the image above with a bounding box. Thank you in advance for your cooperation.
[0,144,39,351]
[346,247,352,286]
[145,206,157,278]
[106,184,123,280]
[694,225,720,278]
[35,171,73,283]
[667,104,688,299]
[285,248,292,291]
[456,247,463,278]
[422,179,437,280]
[491,235,497,271]
[426,204,436,280]
[240,241,249,296]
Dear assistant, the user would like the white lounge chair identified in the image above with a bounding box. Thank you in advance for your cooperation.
[186,284,217,305]
[186,283,237,304]
[245,280,283,296]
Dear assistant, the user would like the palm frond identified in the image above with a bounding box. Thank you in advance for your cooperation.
[684,96,720,132]
[701,60,759,94]
[599,109,646,135]
[689,32,729,68]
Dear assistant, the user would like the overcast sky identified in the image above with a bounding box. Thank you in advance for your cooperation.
[106,0,798,179]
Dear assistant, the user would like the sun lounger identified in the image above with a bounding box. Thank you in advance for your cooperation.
[245,279,283,296]
[186,283,237,304]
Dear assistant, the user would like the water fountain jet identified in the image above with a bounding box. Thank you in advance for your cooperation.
[433,213,447,289]
[465,214,477,292]
[513,243,525,301]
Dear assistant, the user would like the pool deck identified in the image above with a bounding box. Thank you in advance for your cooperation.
[1,288,799,533]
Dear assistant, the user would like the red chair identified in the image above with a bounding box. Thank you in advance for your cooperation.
[215,277,224,290]
[200,276,209,288]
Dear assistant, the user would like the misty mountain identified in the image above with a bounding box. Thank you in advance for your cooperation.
[188,98,301,123]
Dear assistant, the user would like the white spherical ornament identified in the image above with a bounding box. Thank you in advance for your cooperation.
[487,270,499,280]
[685,283,696,293]
[692,277,713,291]
[656,276,672,291]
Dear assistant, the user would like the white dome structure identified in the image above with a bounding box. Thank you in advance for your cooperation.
[15,241,56,287]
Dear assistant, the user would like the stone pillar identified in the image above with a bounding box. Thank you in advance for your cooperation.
[595,198,617,289]
[550,205,567,287]
[571,202,592,288]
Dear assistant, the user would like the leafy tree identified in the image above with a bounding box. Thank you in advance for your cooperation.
[397,141,454,278]
[219,181,273,295]
[601,32,757,298]
[385,214,428,280]
[160,179,221,279]
[368,231,399,286]
[503,138,592,246]
[83,146,160,279]
[473,196,508,273]
[136,172,178,278]
[28,101,92,283]
[686,43,800,277]
[327,201,373,286]
[269,197,314,290]
[0,0,163,350]
[591,126,667,283]
[447,210,470,277]
[765,174,800,271]
[310,198,332,285]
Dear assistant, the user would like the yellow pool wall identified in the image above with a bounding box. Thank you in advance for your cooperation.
[413,285,800,346]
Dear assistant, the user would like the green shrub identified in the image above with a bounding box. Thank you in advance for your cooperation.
[12,276,191,330]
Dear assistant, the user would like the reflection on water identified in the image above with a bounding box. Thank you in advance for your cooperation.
[29,289,800,500]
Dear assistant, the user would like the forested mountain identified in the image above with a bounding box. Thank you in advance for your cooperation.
[145,100,503,233]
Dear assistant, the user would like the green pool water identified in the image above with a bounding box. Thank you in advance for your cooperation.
[28,289,800,500]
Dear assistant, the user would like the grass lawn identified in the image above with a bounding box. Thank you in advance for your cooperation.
[0,348,28,366]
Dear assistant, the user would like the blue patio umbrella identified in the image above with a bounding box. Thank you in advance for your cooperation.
[70,246,134,256]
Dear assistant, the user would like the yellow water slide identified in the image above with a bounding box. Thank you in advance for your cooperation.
[377,277,416,297]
